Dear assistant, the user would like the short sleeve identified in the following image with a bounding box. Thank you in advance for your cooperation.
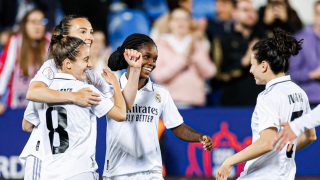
[24,102,40,126]
[256,96,280,133]
[85,69,114,98]
[89,85,114,118]
[30,59,57,86]
[161,90,184,129]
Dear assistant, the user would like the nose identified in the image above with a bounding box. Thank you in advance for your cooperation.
[87,58,93,68]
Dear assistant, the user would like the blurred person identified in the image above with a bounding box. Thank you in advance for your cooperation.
[206,0,235,41]
[255,0,303,38]
[209,0,263,106]
[104,33,213,180]
[152,8,216,108]
[21,36,126,180]
[216,29,316,180]
[91,30,112,75]
[289,0,320,109]
[0,8,50,114]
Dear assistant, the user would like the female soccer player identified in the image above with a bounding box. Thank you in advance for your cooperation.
[22,35,126,180]
[103,33,213,180]
[20,15,142,180]
[216,29,317,180]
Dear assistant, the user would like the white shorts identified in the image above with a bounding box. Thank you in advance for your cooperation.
[67,171,99,180]
[104,171,163,180]
[24,155,42,180]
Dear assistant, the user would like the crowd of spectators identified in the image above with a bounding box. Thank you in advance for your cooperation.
[0,0,319,114]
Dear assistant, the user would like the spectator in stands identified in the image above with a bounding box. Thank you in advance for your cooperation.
[91,30,112,75]
[151,0,192,40]
[289,0,320,109]
[0,9,50,114]
[152,8,216,108]
[255,0,303,38]
[209,0,263,106]
[206,0,235,42]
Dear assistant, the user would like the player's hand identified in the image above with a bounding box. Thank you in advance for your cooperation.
[200,135,213,151]
[123,49,143,69]
[102,67,118,85]
[273,122,297,151]
[73,88,101,106]
[216,161,232,180]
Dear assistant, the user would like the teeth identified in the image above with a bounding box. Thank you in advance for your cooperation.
[143,67,152,72]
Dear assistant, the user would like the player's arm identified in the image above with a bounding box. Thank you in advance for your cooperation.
[27,81,101,106]
[121,49,143,110]
[296,128,317,152]
[22,118,34,132]
[274,105,320,151]
[216,128,277,180]
[102,68,126,121]
[170,123,212,151]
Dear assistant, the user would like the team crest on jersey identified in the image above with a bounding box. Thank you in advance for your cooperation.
[155,92,161,103]
[42,67,54,80]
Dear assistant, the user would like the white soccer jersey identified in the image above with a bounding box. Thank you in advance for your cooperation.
[103,73,184,178]
[30,59,114,97]
[238,75,310,180]
[21,73,114,180]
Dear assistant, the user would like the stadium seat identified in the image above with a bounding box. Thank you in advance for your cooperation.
[143,0,168,21]
[108,9,151,50]
[192,0,216,20]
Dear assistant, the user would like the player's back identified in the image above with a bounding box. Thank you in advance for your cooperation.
[239,76,310,180]
[38,73,98,179]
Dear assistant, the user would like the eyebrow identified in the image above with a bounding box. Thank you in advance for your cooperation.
[79,27,93,31]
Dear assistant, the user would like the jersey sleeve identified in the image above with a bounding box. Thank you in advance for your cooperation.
[161,89,184,129]
[290,105,320,136]
[89,85,114,118]
[85,69,114,98]
[30,59,57,86]
[256,96,280,133]
[24,101,40,126]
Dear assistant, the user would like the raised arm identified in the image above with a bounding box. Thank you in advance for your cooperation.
[121,49,143,110]
[102,68,126,121]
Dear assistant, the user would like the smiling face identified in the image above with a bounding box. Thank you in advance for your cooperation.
[65,45,91,81]
[249,53,268,85]
[138,43,158,79]
[68,18,94,46]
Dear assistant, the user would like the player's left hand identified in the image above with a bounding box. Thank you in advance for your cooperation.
[200,135,213,151]
[273,122,296,151]
[216,162,232,180]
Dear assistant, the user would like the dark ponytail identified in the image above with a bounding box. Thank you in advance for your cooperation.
[108,33,156,71]
[252,28,303,73]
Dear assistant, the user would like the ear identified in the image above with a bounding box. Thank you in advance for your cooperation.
[261,61,269,73]
[64,59,72,69]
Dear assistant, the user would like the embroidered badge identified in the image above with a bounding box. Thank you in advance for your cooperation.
[155,92,161,103]
[42,67,54,80]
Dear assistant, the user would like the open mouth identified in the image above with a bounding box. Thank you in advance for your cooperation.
[143,67,153,73]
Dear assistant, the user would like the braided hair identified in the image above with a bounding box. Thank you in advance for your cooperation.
[252,28,303,74]
[108,33,156,71]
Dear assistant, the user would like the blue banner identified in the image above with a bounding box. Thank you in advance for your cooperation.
[0,108,319,179]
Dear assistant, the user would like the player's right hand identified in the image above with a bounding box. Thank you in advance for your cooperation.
[123,49,143,68]
[102,67,118,85]
[73,87,101,106]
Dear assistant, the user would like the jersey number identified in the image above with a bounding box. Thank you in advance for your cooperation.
[46,106,69,154]
[286,110,303,158]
